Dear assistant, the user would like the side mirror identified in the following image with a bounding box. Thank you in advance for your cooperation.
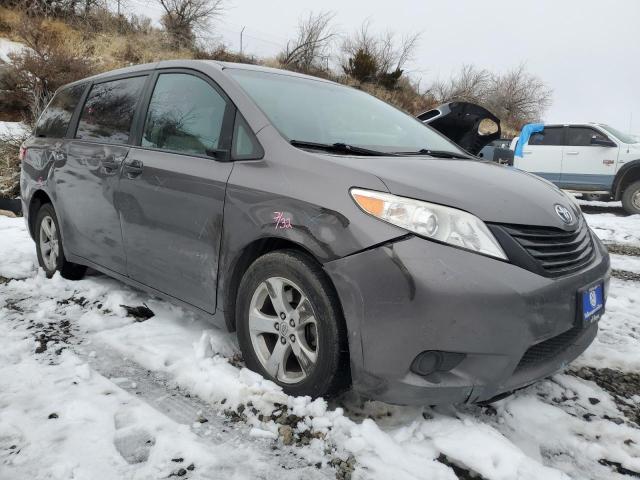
[590,136,616,147]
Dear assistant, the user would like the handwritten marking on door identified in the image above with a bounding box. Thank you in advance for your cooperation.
[274,212,293,229]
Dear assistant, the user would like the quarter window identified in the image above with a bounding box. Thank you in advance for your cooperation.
[36,84,85,138]
[76,76,147,144]
[232,113,263,160]
[528,127,564,146]
[567,127,608,146]
[142,73,229,157]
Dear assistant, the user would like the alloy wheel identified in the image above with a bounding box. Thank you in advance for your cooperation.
[248,276,319,384]
[39,215,59,272]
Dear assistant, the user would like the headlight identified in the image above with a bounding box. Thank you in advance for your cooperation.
[350,188,507,260]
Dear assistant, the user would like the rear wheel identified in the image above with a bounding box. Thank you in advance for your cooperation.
[621,181,640,215]
[236,250,349,398]
[35,203,86,280]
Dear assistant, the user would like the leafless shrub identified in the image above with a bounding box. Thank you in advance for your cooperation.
[279,11,336,73]
[431,64,490,104]
[341,20,420,89]
[157,0,224,49]
[0,127,30,198]
[431,63,552,131]
[485,64,552,129]
[3,16,95,125]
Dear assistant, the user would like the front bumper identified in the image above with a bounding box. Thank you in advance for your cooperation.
[324,232,610,405]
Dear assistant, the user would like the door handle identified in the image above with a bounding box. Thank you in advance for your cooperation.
[123,159,144,178]
[523,150,532,155]
[565,151,579,155]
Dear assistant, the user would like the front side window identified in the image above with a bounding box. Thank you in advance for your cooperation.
[528,127,564,146]
[76,76,147,144]
[36,84,85,138]
[567,127,608,146]
[142,73,229,157]
[227,69,465,155]
[599,124,635,144]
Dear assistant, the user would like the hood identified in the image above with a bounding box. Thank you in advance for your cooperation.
[330,155,579,229]
[417,102,501,155]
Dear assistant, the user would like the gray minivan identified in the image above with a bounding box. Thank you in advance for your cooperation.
[21,60,610,405]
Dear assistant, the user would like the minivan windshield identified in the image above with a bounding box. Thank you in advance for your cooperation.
[227,68,467,156]
[599,124,638,144]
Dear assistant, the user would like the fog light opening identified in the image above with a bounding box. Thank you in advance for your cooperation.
[410,351,466,376]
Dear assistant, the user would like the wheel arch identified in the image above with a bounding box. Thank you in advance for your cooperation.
[220,236,344,335]
[613,159,640,200]
[28,190,54,240]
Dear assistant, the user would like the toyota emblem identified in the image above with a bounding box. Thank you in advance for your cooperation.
[554,204,573,224]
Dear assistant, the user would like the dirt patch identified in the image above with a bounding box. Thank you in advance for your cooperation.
[612,269,640,282]
[606,244,640,257]
[570,367,640,426]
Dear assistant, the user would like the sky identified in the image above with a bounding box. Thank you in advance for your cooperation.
[130,0,640,133]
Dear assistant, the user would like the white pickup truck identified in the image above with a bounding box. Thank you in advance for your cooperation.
[513,123,640,214]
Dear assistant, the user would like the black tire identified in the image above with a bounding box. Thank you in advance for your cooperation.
[621,180,640,215]
[34,203,86,280]
[236,250,350,398]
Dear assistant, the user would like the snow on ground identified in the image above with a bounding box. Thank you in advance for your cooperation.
[611,253,640,273]
[0,37,25,62]
[0,121,29,138]
[1,209,640,480]
[584,212,640,246]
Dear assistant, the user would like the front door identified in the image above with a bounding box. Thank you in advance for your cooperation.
[560,126,620,191]
[118,71,234,313]
[60,75,148,274]
[514,126,564,183]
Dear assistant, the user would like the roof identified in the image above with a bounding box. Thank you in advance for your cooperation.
[64,59,338,89]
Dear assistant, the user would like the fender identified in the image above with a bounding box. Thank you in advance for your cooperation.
[612,159,640,200]
[214,126,408,330]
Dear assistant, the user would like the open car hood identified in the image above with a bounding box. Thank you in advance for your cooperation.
[417,102,501,155]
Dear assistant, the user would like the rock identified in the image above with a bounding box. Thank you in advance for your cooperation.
[588,397,600,405]
[278,425,294,445]
[48,413,58,419]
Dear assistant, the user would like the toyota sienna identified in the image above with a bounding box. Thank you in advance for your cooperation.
[20,60,610,405]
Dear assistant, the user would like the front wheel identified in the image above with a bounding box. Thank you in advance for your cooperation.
[35,203,86,280]
[621,181,640,215]
[236,250,349,398]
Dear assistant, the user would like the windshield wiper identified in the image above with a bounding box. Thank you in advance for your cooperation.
[290,140,395,156]
[395,149,472,159]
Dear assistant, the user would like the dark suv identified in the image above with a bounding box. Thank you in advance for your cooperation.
[21,60,610,405]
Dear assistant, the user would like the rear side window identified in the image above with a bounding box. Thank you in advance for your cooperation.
[529,127,564,146]
[142,73,229,157]
[567,127,608,146]
[36,84,85,138]
[76,76,147,144]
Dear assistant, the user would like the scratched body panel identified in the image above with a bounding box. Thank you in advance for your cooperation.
[118,147,233,313]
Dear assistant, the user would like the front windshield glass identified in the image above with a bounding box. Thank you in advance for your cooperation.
[599,124,637,144]
[227,68,466,155]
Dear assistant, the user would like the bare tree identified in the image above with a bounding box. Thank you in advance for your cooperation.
[279,11,336,72]
[485,64,552,129]
[157,0,224,49]
[431,65,490,104]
